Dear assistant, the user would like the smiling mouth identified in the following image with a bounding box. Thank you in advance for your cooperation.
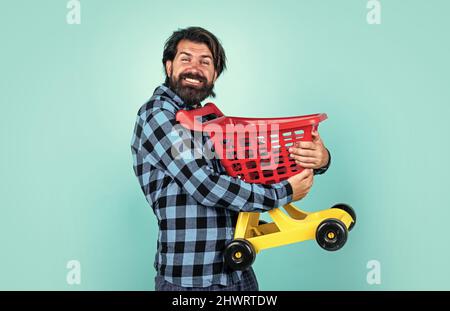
[182,77,204,86]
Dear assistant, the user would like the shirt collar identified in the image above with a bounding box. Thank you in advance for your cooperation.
[153,84,202,111]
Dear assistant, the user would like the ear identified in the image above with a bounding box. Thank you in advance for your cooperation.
[213,71,218,83]
[165,60,173,77]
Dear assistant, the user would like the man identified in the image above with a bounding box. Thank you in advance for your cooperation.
[131,27,330,291]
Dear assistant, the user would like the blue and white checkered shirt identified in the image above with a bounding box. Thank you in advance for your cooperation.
[131,84,329,287]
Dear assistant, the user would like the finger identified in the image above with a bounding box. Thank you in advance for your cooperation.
[294,167,312,179]
[291,155,316,163]
[289,148,316,157]
[298,168,313,178]
[295,141,316,150]
[307,175,314,187]
[301,173,314,188]
[311,130,321,143]
[303,168,314,176]
[296,161,317,168]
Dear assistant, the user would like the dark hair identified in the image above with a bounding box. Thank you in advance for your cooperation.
[162,27,227,83]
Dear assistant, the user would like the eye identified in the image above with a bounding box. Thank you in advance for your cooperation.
[202,60,211,66]
[181,58,190,63]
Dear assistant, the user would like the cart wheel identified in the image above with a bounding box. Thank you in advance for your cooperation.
[316,219,348,251]
[331,203,356,231]
[224,239,256,271]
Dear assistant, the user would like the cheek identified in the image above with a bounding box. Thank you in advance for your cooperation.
[206,69,216,82]
[172,67,180,77]
[171,63,185,77]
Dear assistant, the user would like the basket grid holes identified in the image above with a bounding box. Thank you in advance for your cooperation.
[219,128,305,183]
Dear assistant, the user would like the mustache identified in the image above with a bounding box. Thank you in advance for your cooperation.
[179,72,207,83]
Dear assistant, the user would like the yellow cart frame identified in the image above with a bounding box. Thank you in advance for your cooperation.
[235,203,354,253]
[224,203,355,270]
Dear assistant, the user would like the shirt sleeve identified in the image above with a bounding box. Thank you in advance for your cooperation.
[135,108,293,213]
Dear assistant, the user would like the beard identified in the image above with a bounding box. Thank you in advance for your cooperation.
[168,71,215,107]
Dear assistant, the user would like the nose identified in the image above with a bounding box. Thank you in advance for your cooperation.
[187,65,201,75]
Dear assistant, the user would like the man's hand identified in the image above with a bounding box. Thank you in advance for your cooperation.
[287,168,314,201]
[288,130,329,169]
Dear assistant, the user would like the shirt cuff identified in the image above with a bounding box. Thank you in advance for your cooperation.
[273,179,293,206]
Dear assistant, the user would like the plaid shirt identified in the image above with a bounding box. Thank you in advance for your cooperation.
[130,84,329,287]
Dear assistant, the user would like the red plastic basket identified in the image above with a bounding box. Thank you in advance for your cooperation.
[176,103,327,185]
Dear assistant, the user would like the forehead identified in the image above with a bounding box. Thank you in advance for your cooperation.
[176,40,213,57]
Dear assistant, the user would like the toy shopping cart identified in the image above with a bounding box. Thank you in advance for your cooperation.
[176,103,356,270]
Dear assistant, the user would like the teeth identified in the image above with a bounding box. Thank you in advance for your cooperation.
[185,78,200,83]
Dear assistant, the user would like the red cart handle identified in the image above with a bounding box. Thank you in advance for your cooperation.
[176,103,224,130]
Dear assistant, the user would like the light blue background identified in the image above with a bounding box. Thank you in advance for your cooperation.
[1,0,449,290]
